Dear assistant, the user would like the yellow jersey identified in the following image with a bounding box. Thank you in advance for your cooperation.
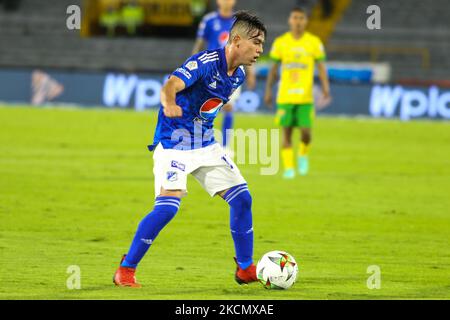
[269,31,326,104]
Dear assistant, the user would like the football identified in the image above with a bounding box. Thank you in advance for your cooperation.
[256,251,299,289]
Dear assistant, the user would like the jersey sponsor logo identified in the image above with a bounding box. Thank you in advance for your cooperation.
[199,97,223,121]
[175,67,192,79]
[171,160,186,171]
[283,62,307,69]
[288,88,305,94]
[166,171,178,181]
[185,61,198,71]
[198,52,219,64]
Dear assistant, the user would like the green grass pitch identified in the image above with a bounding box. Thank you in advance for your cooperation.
[0,105,449,299]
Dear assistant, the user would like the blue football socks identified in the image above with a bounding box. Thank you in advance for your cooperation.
[121,196,181,268]
[224,184,253,270]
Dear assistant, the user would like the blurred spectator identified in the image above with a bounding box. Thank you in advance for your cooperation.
[190,0,207,18]
[295,0,334,19]
[120,0,145,36]
[296,0,314,11]
[1,0,21,11]
[99,5,120,37]
[321,0,333,18]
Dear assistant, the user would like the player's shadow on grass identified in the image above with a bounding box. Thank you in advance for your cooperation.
[82,176,151,181]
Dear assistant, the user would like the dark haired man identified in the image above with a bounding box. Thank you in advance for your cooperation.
[265,7,330,178]
[192,1,257,155]
[113,11,266,287]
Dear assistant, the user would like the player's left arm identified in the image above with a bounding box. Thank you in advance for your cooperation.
[315,39,331,100]
[264,61,279,109]
[264,37,282,108]
[164,55,206,117]
[317,61,330,100]
[244,65,256,90]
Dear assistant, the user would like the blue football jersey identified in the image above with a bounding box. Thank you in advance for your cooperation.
[197,11,235,50]
[149,48,246,151]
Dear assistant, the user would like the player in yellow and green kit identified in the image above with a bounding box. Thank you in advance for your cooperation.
[264,7,330,178]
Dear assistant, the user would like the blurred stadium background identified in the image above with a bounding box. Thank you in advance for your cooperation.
[0,0,449,117]
[1,0,449,299]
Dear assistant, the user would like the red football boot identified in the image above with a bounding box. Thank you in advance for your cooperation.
[113,255,141,288]
[234,257,258,284]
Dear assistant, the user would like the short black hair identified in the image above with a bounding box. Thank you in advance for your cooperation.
[229,10,267,42]
[291,6,308,15]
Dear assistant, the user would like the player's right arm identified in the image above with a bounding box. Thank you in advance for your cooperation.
[162,54,206,118]
[160,76,185,118]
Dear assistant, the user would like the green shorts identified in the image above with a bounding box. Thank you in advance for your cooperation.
[275,103,315,128]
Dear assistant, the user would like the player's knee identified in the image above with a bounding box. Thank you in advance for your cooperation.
[151,196,181,221]
[237,190,252,211]
[283,135,293,148]
[227,187,253,231]
[301,131,312,144]
[226,186,252,211]
[283,141,292,148]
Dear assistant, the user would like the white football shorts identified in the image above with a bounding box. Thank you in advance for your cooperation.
[153,142,246,198]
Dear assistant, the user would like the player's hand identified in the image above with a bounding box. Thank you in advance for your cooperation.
[163,104,183,118]
[322,88,331,101]
[316,89,332,110]
[264,91,273,109]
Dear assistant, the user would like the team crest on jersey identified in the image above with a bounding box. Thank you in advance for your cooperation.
[166,171,178,182]
[199,98,223,121]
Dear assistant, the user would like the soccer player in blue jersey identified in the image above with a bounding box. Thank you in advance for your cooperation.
[113,11,266,287]
[192,0,256,154]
